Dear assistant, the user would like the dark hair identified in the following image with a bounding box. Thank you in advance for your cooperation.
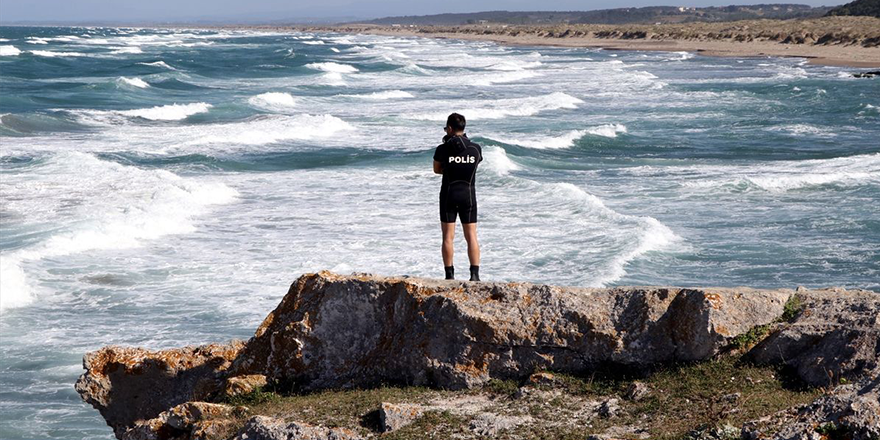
[446,113,466,132]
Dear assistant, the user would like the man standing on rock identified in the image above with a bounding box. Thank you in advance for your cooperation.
[433,113,482,281]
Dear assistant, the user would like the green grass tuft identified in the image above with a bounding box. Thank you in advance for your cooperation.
[486,378,520,397]
[780,295,805,322]
[731,324,772,349]
[224,386,281,406]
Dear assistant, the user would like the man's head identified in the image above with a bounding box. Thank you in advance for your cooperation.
[445,113,466,135]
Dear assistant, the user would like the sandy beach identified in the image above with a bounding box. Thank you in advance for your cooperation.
[279,16,880,68]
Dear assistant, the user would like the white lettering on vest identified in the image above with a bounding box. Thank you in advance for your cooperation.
[449,156,476,164]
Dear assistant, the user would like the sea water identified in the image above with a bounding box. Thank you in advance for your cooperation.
[0,26,878,437]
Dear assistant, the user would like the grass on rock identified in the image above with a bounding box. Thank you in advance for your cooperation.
[221,356,820,439]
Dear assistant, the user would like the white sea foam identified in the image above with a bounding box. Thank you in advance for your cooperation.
[550,183,678,286]
[0,45,21,56]
[189,114,354,146]
[79,38,111,45]
[769,124,836,138]
[487,130,582,150]
[328,36,356,45]
[773,66,808,80]
[321,72,347,86]
[305,62,358,73]
[26,37,49,44]
[586,124,628,138]
[339,90,414,100]
[0,257,32,309]
[486,60,543,71]
[0,38,9,42]
[117,77,150,88]
[330,47,340,53]
[138,60,176,70]
[486,125,627,150]
[669,51,694,61]
[481,145,521,175]
[410,92,583,121]
[0,152,238,310]
[248,92,297,110]
[301,40,325,45]
[470,70,540,86]
[399,63,430,74]
[30,50,88,57]
[678,153,880,193]
[110,46,143,54]
[745,172,873,191]
[120,102,212,121]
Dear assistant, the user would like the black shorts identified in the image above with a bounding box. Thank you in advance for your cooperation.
[440,184,477,224]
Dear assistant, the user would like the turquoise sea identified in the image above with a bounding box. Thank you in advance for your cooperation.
[0,26,878,438]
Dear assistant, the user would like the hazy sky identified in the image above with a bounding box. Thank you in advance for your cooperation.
[0,0,847,23]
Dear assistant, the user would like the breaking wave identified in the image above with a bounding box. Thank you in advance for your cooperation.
[0,152,237,310]
[338,90,414,100]
[0,45,21,56]
[116,77,150,88]
[119,103,212,121]
[305,62,358,73]
[248,92,297,111]
[410,92,583,121]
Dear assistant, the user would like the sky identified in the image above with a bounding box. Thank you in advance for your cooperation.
[0,0,848,23]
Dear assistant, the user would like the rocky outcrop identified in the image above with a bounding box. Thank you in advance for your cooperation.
[742,374,880,439]
[75,343,244,438]
[749,288,880,386]
[222,374,268,398]
[75,272,879,439]
[231,416,362,440]
[122,402,243,440]
[228,272,791,390]
[378,402,422,432]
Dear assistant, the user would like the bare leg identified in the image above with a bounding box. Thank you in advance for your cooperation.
[441,222,455,267]
[462,222,480,266]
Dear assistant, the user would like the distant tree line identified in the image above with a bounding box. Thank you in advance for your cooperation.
[825,0,880,18]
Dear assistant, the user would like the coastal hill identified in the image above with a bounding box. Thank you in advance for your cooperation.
[362,4,831,26]
[826,0,880,17]
[75,272,879,439]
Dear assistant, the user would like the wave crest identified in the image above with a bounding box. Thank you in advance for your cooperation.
[117,77,150,88]
[249,92,297,110]
[0,45,21,56]
[305,62,358,73]
[338,90,414,100]
[120,103,212,121]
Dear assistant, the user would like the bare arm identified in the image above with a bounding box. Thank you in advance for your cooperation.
[433,160,443,175]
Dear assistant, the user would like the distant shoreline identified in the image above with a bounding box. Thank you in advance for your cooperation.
[360,27,880,69]
[247,17,880,68]
[6,17,876,68]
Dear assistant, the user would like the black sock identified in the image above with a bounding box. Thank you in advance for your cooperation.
[469,265,480,281]
[444,266,454,280]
